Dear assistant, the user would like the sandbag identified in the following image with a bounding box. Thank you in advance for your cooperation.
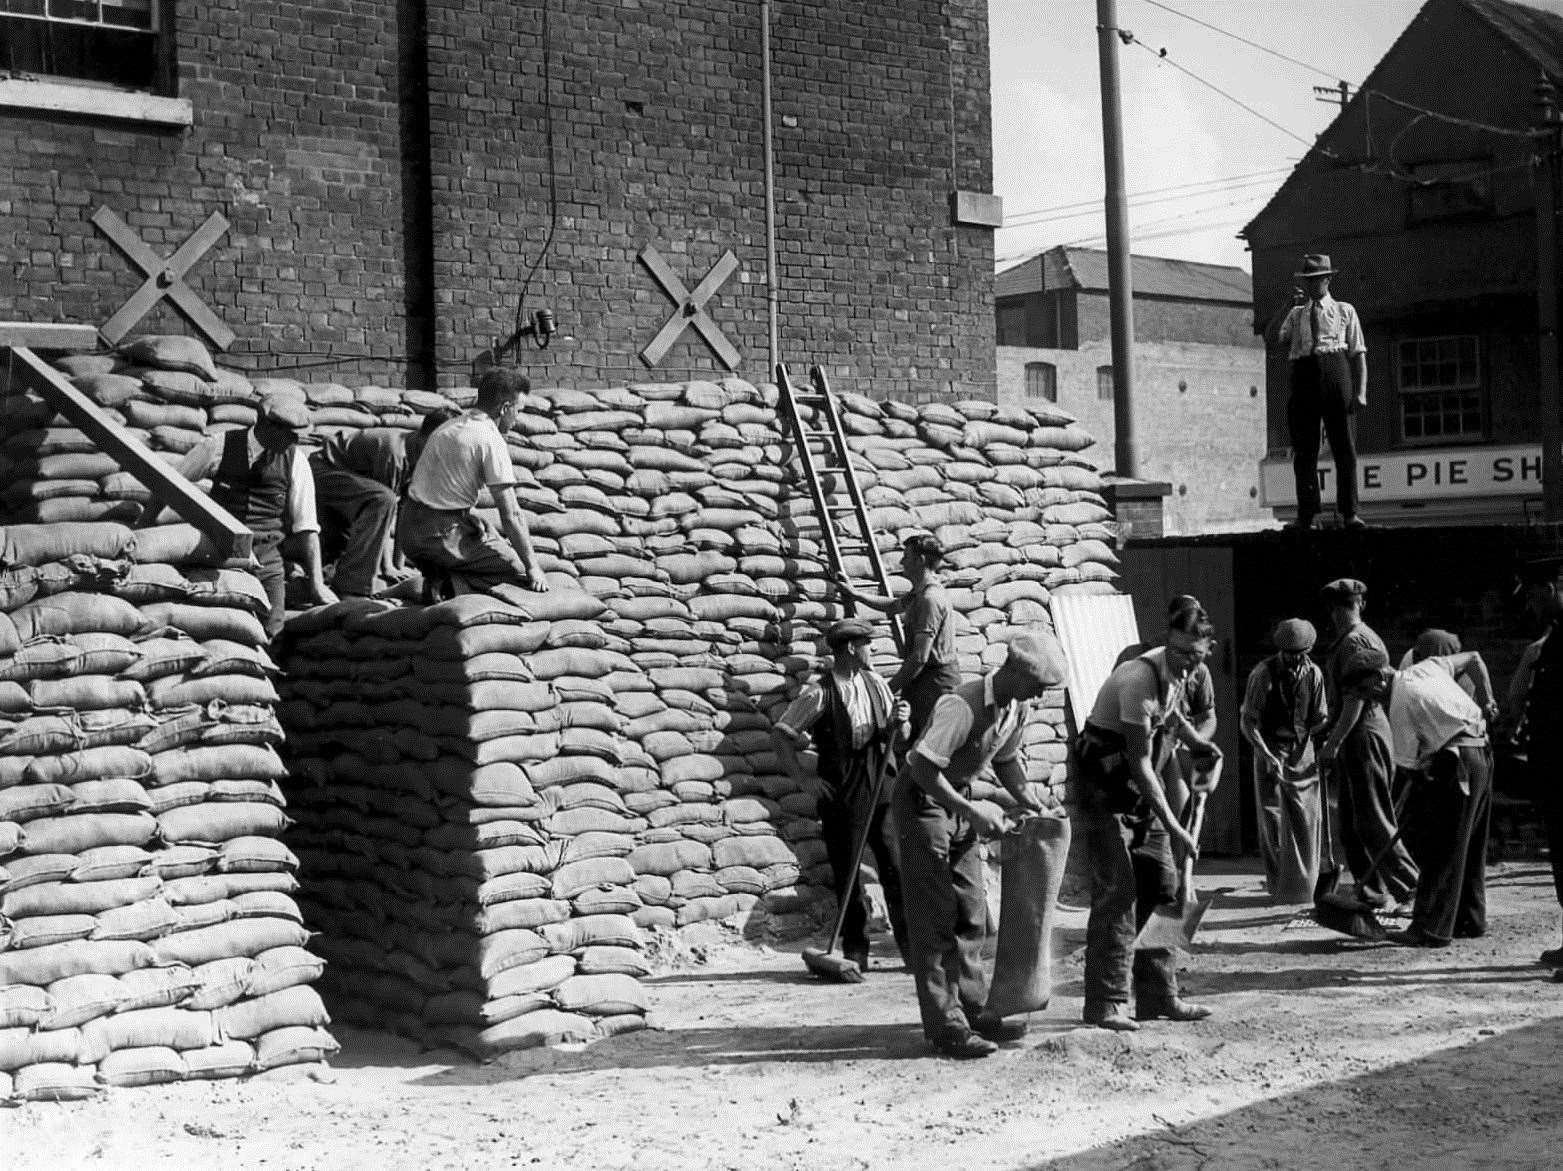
[982,814,1071,1019]
[253,1025,339,1070]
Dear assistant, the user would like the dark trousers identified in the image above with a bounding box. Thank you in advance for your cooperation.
[397,499,529,590]
[818,792,906,960]
[893,779,987,1041]
[1536,749,1563,909]
[903,661,963,744]
[253,534,287,641]
[1338,712,1419,904]
[1080,798,1179,1008]
[1410,744,1492,942]
[311,460,397,597]
[1288,351,1358,521]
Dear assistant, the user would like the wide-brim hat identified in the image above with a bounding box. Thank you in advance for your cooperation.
[1294,253,1336,278]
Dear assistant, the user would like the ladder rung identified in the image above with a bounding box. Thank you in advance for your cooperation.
[827,502,861,513]
[794,393,827,406]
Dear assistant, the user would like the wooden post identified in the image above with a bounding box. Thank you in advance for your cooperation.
[1096,0,1138,479]
[7,346,253,561]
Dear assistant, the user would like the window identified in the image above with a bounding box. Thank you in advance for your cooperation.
[1024,361,1056,402]
[1096,365,1114,402]
[1,0,170,93]
[1397,335,1483,442]
[1406,159,1493,225]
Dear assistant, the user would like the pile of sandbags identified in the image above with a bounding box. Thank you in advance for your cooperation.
[279,590,662,1057]
[0,334,464,529]
[0,521,332,1102]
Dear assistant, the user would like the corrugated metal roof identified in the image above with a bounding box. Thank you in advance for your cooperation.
[995,246,1251,303]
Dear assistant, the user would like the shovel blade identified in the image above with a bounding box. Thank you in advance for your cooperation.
[1133,892,1213,951]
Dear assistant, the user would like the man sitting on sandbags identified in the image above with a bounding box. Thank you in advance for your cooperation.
[772,618,911,974]
[310,407,459,597]
[176,394,338,638]
[896,630,1067,1059]
[396,368,548,597]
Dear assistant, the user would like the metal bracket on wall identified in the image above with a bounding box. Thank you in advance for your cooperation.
[637,245,741,370]
[92,207,235,351]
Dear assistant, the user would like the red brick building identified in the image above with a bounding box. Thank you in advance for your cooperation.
[1243,0,1563,525]
[0,1,1000,399]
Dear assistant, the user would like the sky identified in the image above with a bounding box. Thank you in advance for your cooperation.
[989,0,1430,273]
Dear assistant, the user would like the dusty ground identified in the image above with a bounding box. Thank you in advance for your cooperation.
[7,858,1563,1170]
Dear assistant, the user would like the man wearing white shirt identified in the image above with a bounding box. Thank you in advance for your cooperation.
[1267,253,1368,530]
[396,367,547,595]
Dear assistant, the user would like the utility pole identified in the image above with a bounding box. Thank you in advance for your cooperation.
[1534,76,1563,522]
[1313,80,1353,110]
[1096,0,1138,479]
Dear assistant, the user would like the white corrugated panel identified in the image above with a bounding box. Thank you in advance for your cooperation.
[1050,592,1142,730]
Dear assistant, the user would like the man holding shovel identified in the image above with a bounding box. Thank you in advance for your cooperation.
[774,618,910,975]
[896,630,1068,1059]
[1075,605,1222,1032]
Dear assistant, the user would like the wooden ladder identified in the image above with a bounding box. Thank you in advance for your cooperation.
[775,362,904,652]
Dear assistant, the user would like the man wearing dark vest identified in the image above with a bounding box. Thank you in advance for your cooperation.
[1075,604,1220,1032]
[834,533,961,741]
[897,630,1067,1059]
[1265,253,1369,530]
[310,409,458,597]
[177,395,337,638]
[1318,578,1418,912]
[773,618,910,973]
[1240,618,1329,904]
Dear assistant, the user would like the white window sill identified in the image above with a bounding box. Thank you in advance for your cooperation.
[0,78,191,127]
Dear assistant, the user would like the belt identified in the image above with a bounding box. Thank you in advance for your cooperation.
[403,498,470,519]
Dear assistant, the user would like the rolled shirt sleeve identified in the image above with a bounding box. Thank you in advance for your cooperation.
[1343,303,1367,355]
[910,693,975,769]
[481,425,515,491]
[286,447,320,535]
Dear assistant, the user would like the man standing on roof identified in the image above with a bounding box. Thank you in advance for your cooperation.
[772,618,910,974]
[1240,618,1330,905]
[896,630,1068,1059]
[310,408,459,597]
[177,394,338,638]
[396,368,548,596]
[833,533,960,740]
[1318,578,1418,912]
[1266,253,1369,531]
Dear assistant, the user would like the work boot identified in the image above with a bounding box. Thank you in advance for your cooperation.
[967,1013,1027,1043]
[928,1031,998,1060]
[1344,515,1368,530]
[1135,998,1213,1022]
[1386,925,1449,949]
[1083,1002,1139,1032]
[843,946,869,974]
[1537,945,1563,966]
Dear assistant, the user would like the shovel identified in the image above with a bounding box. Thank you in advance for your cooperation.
[1134,787,1212,952]
[1313,760,1343,903]
[802,733,899,983]
[1311,785,1413,942]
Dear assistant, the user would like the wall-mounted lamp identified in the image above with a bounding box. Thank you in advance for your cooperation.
[472,308,561,377]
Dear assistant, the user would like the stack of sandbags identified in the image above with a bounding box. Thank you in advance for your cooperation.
[0,522,331,1101]
[277,591,655,1057]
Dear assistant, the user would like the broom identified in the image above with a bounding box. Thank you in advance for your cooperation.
[802,732,899,983]
[1311,785,1413,941]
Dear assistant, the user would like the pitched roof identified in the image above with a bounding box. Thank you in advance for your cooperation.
[1243,0,1563,239]
[994,245,1251,303]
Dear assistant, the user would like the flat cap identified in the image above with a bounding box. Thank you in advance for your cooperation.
[1341,644,1392,694]
[1319,577,1367,602]
[825,617,875,647]
[1411,628,1461,663]
[1005,629,1067,685]
[258,394,312,433]
[1272,618,1316,652]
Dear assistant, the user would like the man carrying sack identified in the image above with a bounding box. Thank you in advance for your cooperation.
[1075,604,1221,1032]
[773,618,910,973]
[896,630,1067,1059]
[1240,618,1330,904]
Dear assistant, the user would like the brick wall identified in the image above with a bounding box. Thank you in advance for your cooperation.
[998,340,1270,534]
[0,0,996,399]
[1074,291,1257,349]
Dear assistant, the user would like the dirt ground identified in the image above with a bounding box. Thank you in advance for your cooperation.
[6,857,1563,1170]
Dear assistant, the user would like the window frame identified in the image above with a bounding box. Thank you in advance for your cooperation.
[1096,365,1114,402]
[1395,333,1486,446]
[1023,360,1057,403]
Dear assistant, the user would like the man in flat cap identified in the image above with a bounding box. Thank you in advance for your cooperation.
[1318,579,1418,911]
[896,630,1067,1058]
[1265,253,1368,530]
[1518,555,1563,964]
[774,618,911,975]
[397,367,549,597]
[834,532,961,742]
[1368,639,1499,948]
[1075,603,1221,1033]
[177,394,338,637]
[1240,618,1330,904]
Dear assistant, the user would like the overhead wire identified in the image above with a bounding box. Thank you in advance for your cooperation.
[1002,166,1292,224]
[1002,170,1290,229]
[1137,0,1344,84]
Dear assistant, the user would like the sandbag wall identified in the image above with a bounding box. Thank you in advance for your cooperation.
[0,359,338,1101]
